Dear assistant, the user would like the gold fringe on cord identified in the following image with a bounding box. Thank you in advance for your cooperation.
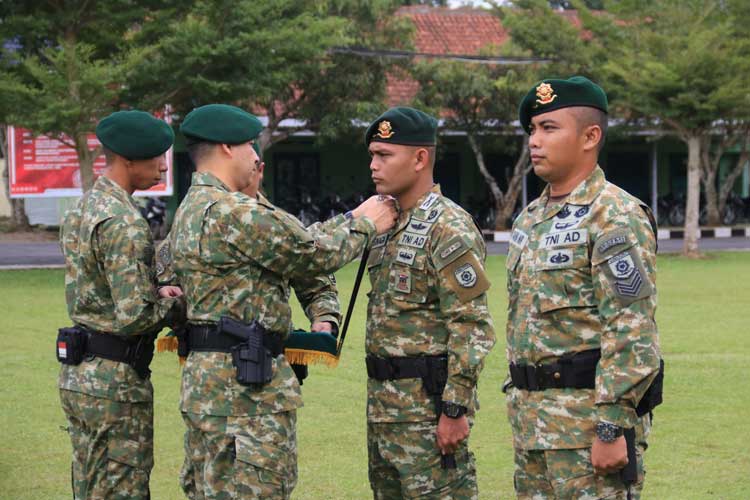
[284,348,339,367]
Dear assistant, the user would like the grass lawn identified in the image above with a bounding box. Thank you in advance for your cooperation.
[1,252,748,499]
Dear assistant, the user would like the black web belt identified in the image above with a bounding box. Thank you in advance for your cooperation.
[366,355,447,381]
[85,330,154,365]
[187,323,284,357]
[509,349,601,391]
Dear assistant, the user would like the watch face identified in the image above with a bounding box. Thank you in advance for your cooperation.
[444,405,459,417]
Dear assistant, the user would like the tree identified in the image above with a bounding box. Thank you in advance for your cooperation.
[576,0,750,256]
[0,1,177,192]
[129,0,411,153]
[414,61,534,230]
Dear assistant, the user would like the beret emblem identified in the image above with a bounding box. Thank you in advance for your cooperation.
[375,120,395,139]
[535,82,557,106]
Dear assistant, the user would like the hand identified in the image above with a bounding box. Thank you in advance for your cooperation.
[158,285,183,298]
[311,321,333,333]
[436,414,470,455]
[591,436,628,475]
[352,195,397,234]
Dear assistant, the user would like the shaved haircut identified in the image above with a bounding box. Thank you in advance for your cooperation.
[572,107,608,152]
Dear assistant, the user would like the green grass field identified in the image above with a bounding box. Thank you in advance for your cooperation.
[1,252,748,499]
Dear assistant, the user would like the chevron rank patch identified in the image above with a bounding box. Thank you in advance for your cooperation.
[604,248,653,305]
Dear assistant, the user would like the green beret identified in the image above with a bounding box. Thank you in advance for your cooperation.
[253,142,261,159]
[365,106,438,146]
[180,104,263,144]
[519,76,608,134]
[95,110,174,160]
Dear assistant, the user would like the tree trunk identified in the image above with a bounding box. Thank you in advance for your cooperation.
[717,137,749,221]
[75,132,96,192]
[0,127,31,229]
[683,135,702,257]
[495,136,531,230]
[703,167,720,226]
[467,134,503,230]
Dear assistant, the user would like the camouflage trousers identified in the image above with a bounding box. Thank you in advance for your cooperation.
[513,445,646,500]
[180,410,298,500]
[368,420,478,499]
[60,389,154,500]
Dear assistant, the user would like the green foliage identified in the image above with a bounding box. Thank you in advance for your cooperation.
[2,252,750,498]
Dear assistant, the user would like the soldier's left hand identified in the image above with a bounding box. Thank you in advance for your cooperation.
[311,321,333,333]
[158,285,183,298]
[436,414,470,455]
[591,436,628,475]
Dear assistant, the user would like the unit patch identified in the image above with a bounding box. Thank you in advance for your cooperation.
[394,270,411,293]
[540,228,588,249]
[419,193,440,210]
[398,232,428,249]
[395,247,417,266]
[434,236,469,270]
[598,235,627,254]
[407,218,434,235]
[454,263,478,288]
[545,249,573,268]
[608,252,635,279]
[510,229,529,249]
[552,204,590,231]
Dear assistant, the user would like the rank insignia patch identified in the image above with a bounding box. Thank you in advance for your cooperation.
[375,120,394,139]
[395,247,416,266]
[454,263,478,288]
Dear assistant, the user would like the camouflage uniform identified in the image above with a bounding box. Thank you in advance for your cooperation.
[59,175,183,499]
[170,171,375,500]
[365,185,496,499]
[505,166,661,499]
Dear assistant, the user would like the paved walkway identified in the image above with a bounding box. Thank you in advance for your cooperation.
[1,237,749,269]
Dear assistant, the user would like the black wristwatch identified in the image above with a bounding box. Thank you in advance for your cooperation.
[441,402,467,419]
[595,422,624,443]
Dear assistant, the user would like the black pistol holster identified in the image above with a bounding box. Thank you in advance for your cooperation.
[366,355,456,469]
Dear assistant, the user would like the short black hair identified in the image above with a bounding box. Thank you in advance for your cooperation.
[186,141,219,166]
[102,146,119,165]
[573,107,608,152]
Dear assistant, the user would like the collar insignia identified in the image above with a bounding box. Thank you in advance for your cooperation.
[536,82,557,106]
[375,120,394,139]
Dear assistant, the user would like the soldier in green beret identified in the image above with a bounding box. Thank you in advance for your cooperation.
[58,110,187,499]
[169,104,397,499]
[505,76,662,498]
[362,106,496,499]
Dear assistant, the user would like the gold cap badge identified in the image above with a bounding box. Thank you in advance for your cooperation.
[535,82,557,106]
[375,120,394,139]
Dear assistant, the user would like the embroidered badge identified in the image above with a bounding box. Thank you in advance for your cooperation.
[608,252,636,279]
[598,235,627,255]
[419,193,440,210]
[375,120,394,139]
[536,82,557,106]
[540,228,588,249]
[615,271,644,297]
[407,218,433,235]
[440,241,463,260]
[395,271,411,293]
[398,232,428,249]
[545,249,573,267]
[553,204,590,231]
[510,229,529,249]
[454,263,478,288]
[424,207,442,222]
[371,233,389,249]
[395,247,416,266]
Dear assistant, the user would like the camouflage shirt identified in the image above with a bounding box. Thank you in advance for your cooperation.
[59,175,181,402]
[366,185,496,423]
[505,166,661,450]
[170,171,375,416]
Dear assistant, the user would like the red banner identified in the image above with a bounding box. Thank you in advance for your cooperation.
[8,126,173,198]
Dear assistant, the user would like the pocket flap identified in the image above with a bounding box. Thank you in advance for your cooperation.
[107,437,153,471]
[234,434,290,478]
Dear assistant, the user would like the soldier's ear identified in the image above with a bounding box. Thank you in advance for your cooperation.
[582,125,602,153]
[414,147,430,172]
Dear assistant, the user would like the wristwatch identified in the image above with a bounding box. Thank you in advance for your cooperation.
[344,211,354,220]
[441,402,467,419]
[595,421,624,443]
